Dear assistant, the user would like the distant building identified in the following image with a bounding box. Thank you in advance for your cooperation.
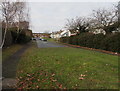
[61,30,71,37]
[91,28,106,35]
[33,33,50,38]
[50,30,62,39]
[50,30,77,39]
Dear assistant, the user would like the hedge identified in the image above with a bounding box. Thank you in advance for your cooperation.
[2,28,32,47]
[60,33,120,53]
[101,33,120,53]
[2,29,13,47]
[17,33,31,44]
[11,29,32,44]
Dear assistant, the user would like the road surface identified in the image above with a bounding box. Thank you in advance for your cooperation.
[36,39,65,48]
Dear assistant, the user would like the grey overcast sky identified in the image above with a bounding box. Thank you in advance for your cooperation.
[28,1,118,33]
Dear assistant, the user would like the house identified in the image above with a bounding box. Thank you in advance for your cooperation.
[50,30,76,39]
[112,28,120,33]
[33,33,50,38]
[50,31,62,39]
[60,30,71,37]
[91,28,106,35]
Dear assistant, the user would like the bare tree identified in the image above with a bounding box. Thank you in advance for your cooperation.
[13,1,28,42]
[1,0,30,46]
[65,17,89,34]
[118,2,120,22]
[116,1,120,26]
[1,1,17,48]
[92,8,118,34]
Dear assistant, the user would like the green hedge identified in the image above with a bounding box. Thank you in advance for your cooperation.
[60,33,120,53]
[2,27,32,47]
[2,29,13,47]
[101,33,120,53]
[17,33,31,44]
[10,28,32,44]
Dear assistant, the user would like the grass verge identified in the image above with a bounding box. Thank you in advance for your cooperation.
[16,42,118,89]
[43,37,56,42]
[2,44,23,61]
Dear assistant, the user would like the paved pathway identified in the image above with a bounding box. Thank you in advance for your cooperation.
[1,40,65,89]
[36,39,65,48]
[1,43,31,89]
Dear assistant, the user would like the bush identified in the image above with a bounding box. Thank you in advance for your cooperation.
[93,34,105,49]
[2,29,13,47]
[69,33,95,47]
[60,32,120,53]
[101,33,120,53]
[60,37,69,43]
[10,28,32,44]
[69,36,78,45]
[17,33,31,44]
[11,30,18,43]
[2,27,32,48]
[78,33,95,48]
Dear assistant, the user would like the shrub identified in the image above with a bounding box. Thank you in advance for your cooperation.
[2,27,32,48]
[93,34,105,49]
[83,33,95,48]
[2,29,13,47]
[11,30,18,43]
[17,33,31,44]
[60,32,120,53]
[10,28,32,44]
[77,33,94,47]
[60,37,69,43]
[69,36,78,45]
[101,33,120,53]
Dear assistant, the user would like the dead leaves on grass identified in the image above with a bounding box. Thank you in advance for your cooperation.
[16,71,66,89]
[78,74,86,80]
[17,70,88,89]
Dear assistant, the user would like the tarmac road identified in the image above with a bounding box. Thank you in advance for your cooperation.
[36,39,65,48]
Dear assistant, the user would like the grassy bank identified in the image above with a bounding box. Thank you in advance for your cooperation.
[16,42,118,89]
[2,44,23,61]
[43,37,56,42]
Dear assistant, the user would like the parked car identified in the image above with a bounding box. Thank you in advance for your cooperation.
[41,39,47,41]
[32,38,36,40]
[43,39,47,41]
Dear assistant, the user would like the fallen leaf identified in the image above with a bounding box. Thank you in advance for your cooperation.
[79,77,84,80]
[52,73,55,76]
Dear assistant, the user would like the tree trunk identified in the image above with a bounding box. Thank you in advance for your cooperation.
[15,26,20,43]
[0,24,8,48]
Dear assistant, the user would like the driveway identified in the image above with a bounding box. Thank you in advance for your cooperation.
[36,39,65,48]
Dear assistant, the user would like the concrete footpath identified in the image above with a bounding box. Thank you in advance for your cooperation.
[1,42,31,90]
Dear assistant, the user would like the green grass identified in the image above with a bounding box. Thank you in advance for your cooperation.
[2,44,23,61]
[16,43,119,89]
[43,37,56,42]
